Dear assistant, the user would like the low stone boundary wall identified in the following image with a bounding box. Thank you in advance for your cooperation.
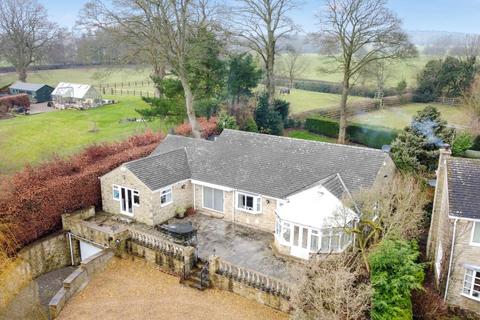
[209,256,291,313]
[128,228,196,277]
[49,250,114,319]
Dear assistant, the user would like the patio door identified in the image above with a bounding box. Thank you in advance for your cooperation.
[119,187,133,216]
[290,225,310,259]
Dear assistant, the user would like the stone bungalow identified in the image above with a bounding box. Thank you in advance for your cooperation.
[100,129,395,260]
[427,150,480,316]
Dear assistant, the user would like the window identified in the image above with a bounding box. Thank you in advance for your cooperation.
[472,222,480,245]
[310,230,319,252]
[282,222,291,242]
[203,186,224,212]
[133,190,140,206]
[293,225,300,246]
[160,187,172,206]
[275,219,281,236]
[113,185,120,200]
[463,267,480,300]
[237,192,261,213]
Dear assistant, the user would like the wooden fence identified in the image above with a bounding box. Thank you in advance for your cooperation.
[213,257,291,298]
[435,97,462,105]
[95,79,155,97]
[293,93,413,120]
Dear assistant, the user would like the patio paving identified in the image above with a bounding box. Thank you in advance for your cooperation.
[170,214,302,281]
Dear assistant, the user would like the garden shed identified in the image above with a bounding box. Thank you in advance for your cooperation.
[52,82,102,109]
[9,82,54,103]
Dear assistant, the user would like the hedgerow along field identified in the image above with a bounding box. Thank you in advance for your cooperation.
[0,96,174,174]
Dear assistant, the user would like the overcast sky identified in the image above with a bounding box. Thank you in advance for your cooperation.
[42,0,480,34]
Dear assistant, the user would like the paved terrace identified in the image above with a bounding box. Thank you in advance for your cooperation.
[84,212,301,281]
[170,214,301,281]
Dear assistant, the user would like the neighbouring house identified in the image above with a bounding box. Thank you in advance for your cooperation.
[427,149,480,316]
[9,81,54,103]
[100,129,395,260]
[51,82,102,109]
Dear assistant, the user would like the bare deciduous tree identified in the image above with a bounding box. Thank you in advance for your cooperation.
[316,0,415,144]
[0,0,59,82]
[338,173,427,272]
[463,76,480,135]
[292,253,372,320]
[278,44,307,89]
[232,0,298,103]
[81,0,220,138]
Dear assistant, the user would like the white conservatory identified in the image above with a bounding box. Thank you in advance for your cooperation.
[273,181,357,260]
[52,82,102,109]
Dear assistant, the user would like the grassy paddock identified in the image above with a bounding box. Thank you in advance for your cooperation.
[283,89,366,114]
[350,103,470,130]
[0,96,172,174]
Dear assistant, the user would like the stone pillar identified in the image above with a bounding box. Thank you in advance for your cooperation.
[208,256,219,287]
[183,246,195,276]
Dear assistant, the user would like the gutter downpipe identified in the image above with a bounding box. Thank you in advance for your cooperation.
[444,218,458,302]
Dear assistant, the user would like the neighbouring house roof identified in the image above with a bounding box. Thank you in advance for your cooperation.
[9,81,51,91]
[141,130,391,199]
[51,82,96,99]
[447,157,480,220]
[124,148,191,191]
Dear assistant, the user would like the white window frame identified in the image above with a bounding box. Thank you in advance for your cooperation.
[160,186,173,207]
[202,186,224,213]
[236,192,262,214]
[462,266,480,301]
[470,222,480,246]
[112,185,120,200]
[133,190,140,206]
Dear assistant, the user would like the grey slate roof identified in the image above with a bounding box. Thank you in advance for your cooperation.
[447,157,480,220]
[124,148,191,190]
[127,129,391,198]
[9,82,50,91]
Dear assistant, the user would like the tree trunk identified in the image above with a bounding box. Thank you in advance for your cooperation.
[17,67,27,82]
[152,65,166,98]
[179,76,201,139]
[338,75,350,144]
[266,52,276,104]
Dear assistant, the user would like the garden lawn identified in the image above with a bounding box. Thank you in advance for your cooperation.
[284,89,366,114]
[287,130,337,143]
[350,103,470,130]
[0,96,173,174]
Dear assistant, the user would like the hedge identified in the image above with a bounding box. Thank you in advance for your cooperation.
[289,79,398,98]
[305,117,399,149]
[0,131,163,254]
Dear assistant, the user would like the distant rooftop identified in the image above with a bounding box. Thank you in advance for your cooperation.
[9,81,52,91]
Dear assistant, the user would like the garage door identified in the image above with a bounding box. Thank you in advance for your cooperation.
[79,240,103,261]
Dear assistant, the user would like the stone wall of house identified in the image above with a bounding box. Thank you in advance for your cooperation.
[193,183,277,232]
[49,250,115,319]
[0,232,71,311]
[373,154,397,188]
[446,220,480,315]
[100,167,193,226]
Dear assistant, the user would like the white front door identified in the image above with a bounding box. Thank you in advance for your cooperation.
[79,240,103,261]
[119,187,134,216]
[290,225,310,259]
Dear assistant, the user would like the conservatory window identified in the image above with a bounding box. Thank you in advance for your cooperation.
[293,225,300,246]
[237,192,261,213]
[282,222,291,243]
[275,219,281,236]
[310,230,319,252]
[463,267,480,300]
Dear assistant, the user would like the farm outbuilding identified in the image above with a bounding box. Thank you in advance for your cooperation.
[9,82,54,103]
[52,82,102,109]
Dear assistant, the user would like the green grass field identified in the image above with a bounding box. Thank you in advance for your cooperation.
[0,66,152,88]
[278,54,432,87]
[350,103,470,130]
[287,130,336,143]
[0,96,173,174]
[283,89,367,114]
